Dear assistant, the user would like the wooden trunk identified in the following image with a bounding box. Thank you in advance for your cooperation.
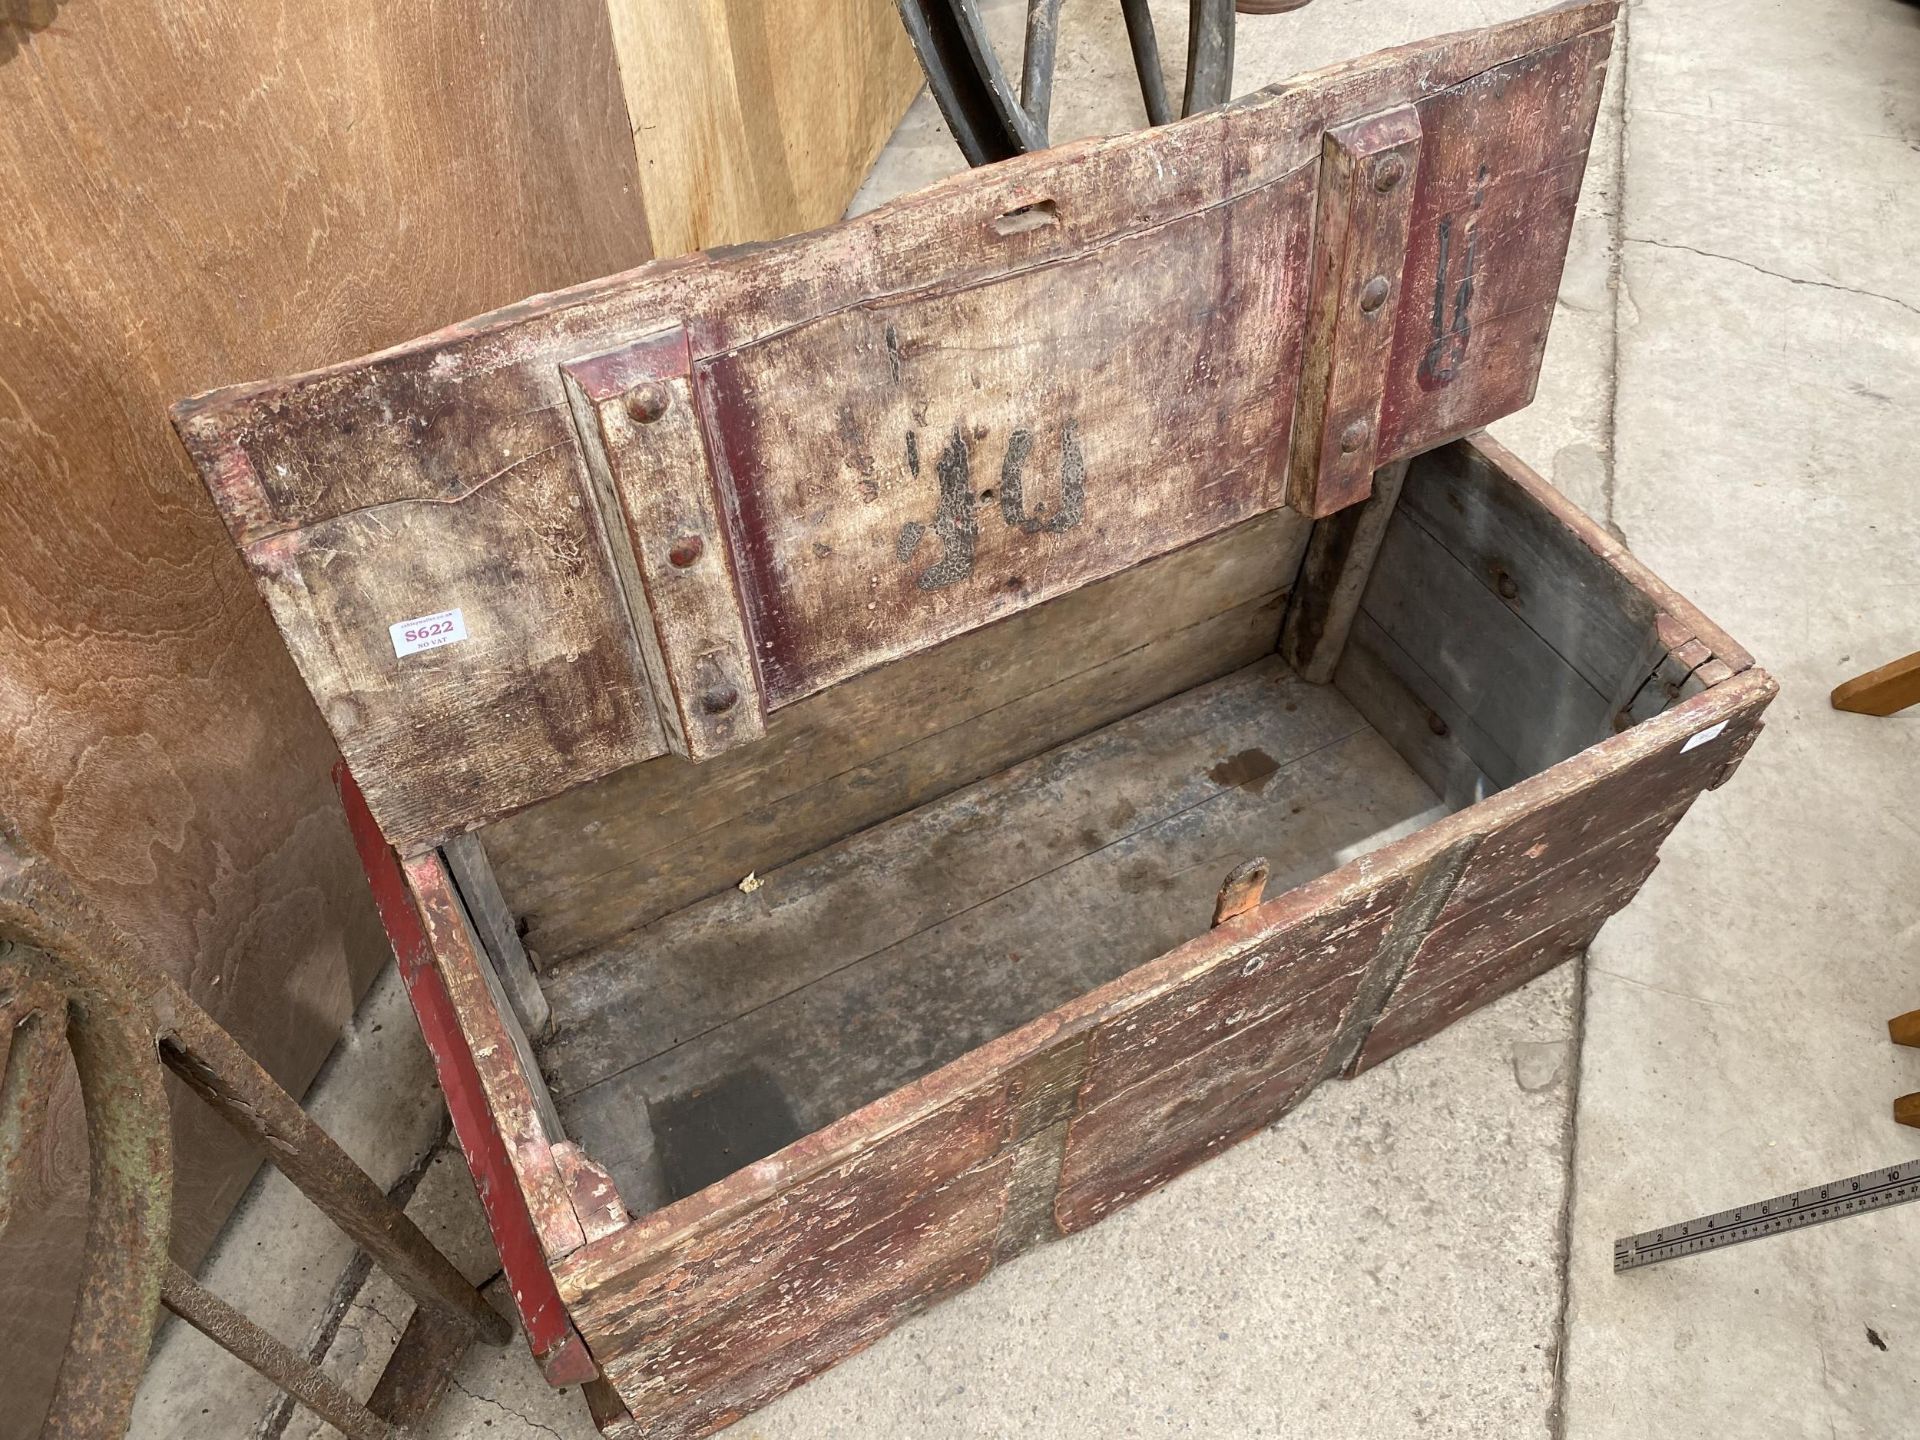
[176,6,1774,1436]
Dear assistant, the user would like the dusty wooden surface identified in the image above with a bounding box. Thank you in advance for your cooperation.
[484,511,1307,964]
[556,671,1771,1438]
[541,661,1442,1208]
[177,1,1618,855]
[1333,434,1756,806]
[0,2,653,1430]
[606,0,922,258]
[539,433,1769,1437]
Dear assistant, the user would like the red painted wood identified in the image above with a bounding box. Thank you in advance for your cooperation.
[334,762,596,1385]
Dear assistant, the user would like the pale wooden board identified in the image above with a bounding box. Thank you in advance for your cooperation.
[482,511,1309,962]
[541,659,1444,1210]
[605,0,923,258]
[487,514,1313,963]
[0,0,653,1425]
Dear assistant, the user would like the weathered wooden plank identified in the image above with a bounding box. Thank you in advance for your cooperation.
[1380,811,1672,1021]
[994,1031,1090,1257]
[441,833,550,1037]
[1074,879,1404,1115]
[486,512,1308,963]
[1394,441,1667,709]
[561,1082,1008,1359]
[176,3,1620,851]
[1279,458,1408,683]
[1055,893,1400,1231]
[1440,687,1770,911]
[187,5,1618,531]
[564,324,767,760]
[400,856,584,1265]
[1359,505,1618,777]
[1464,433,1754,675]
[1288,109,1423,516]
[635,1234,993,1440]
[1334,612,1507,805]
[608,1158,1010,1420]
[226,443,670,852]
[534,660,1392,1099]
[337,770,595,1385]
[709,174,1315,705]
[1376,22,1613,456]
[1348,680,1777,1072]
[551,719,1434,1207]
[1354,905,1610,1074]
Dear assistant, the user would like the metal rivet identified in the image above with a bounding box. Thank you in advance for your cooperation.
[1338,418,1371,456]
[1373,155,1406,192]
[700,686,739,715]
[668,536,704,568]
[1496,572,1520,601]
[625,384,668,425]
[1359,275,1391,313]
[1426,710,1450,737]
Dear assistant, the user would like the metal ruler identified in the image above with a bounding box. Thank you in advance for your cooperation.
[1614,1159,1920,1271]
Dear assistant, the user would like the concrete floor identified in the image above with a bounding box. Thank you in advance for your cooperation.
[133,2,1920,1436]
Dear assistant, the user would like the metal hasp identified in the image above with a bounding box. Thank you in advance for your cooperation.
[0,829,507,1440]
[896,0,1286,164]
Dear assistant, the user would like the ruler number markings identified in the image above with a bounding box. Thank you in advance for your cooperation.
[1614,1161,1920,1271]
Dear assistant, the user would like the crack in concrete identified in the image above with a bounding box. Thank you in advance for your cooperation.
[1547,952,1593,1440]
[1624,236,1920,319]
[448,1377,570,1440]
[1587,965,1738,1013]
[1597,4,1632,543]
[1555,11,1632,1437]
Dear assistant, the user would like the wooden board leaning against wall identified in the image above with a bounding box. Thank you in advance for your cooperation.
[0,2,913,1433]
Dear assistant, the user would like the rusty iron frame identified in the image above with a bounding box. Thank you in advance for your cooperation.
[0,829,509,1440]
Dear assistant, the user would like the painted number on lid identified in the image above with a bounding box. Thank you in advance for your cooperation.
[390,608,467,658]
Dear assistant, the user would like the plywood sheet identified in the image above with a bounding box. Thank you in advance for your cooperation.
[607,0,924,258]
[0,2,653,1429]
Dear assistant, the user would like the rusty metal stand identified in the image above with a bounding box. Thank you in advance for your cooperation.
[0,829,509,1440]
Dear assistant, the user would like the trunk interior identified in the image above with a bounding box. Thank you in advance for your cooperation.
[476,439,1687,1219]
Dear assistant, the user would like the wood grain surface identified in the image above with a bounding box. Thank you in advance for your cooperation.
[558,662,1773,1438]
[0,3,651,1430]
[541,433,1769,1437]
[605,0,923,257]
[484,511,1308,965]
[177,1,1620,854]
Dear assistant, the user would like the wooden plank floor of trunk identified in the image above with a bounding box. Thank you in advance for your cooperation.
[541,658,1446,1212]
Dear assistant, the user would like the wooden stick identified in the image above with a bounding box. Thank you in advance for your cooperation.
[1832,650,1920,717]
